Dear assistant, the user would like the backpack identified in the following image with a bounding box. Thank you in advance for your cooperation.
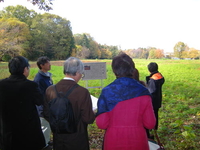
[48,84,78,134]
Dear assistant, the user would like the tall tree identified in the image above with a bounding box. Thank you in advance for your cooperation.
[74,33,99,59]
[29,13,75,60]
[155,49,164,58]
[148,48,156,59]
[75,45,90,59]
[100,48,112,59]
[0,5,75,60]
[140,48,149,59]
[174,41,189,58]
[82,34,90,48]
[182,48,200,59]
[109,45,119,58]
[0,18,30,60]
[0,5,37,26]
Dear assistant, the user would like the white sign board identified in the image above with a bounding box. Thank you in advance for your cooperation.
[82,62,107,80]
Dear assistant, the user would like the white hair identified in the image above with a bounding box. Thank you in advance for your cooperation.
[63,57,84,76]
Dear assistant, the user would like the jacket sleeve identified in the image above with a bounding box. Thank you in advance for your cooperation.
[80,91,95,124]
[37,79,48,95]
[96,112,109,129]
[43,86,53,122]
[147,79,156,94]
[31,82,43,106]
[142,96,156,129]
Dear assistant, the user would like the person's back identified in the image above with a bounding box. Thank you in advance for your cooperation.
[146,62,165,130]
[96,80,155,150]
[0,56,45,150]
[43,57,95,150]
[96,52,156,150]
[148,72,164,108]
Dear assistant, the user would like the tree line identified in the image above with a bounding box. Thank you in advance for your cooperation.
[1,5,200,61]
[0,5,120,61]
[123,42,200,59]
[173,41,200,59]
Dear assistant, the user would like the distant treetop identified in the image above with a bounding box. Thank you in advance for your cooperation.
[0,0,53,11]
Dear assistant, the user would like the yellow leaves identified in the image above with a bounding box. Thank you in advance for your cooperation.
[0,18,31,56]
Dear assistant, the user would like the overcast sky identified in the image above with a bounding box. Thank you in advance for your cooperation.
[1,0,200,52]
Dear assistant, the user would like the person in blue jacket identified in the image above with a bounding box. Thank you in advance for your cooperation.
[34,56,53,148]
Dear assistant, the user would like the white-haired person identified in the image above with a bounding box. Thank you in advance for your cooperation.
[43,57,95,150]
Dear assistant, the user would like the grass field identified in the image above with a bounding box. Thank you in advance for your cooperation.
[0,59,200,149]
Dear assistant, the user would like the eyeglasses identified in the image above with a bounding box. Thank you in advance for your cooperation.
[81,73,85,78]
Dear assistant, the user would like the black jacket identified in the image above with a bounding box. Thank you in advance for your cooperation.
[146,71,165,109]
[0,75,45,150]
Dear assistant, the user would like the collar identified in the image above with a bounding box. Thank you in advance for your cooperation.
[39,70,52,77]
[63,77,75,81]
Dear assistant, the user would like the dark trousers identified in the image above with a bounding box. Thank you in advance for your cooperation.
[146,108,159,139]
[154,108,159,130]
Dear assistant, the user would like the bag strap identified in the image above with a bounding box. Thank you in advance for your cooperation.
[65,84,79,97]
[154,130,165,149]
[53,84,79,97]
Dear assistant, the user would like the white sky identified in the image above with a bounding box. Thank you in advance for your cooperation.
[1,0,200,52]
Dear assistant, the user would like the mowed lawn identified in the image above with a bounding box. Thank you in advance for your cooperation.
[0,59,200,149]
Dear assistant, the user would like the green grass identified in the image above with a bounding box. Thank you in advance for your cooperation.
[1,59,200,149]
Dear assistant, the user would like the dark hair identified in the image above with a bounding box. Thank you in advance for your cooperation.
[133,68,139,81]
[148,62,158,73]
[133,68,146,86]
[8,56,30,75]
[112,52,135,78]
[36,56,50,69]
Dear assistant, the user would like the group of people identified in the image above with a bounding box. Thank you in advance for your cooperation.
[0,52,164,150]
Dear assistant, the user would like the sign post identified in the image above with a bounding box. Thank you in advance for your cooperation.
[82,62,107,89]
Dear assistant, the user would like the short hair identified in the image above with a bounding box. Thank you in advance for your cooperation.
[148,62,158,73]
[63,57,84,76]
[8,56,30,75]
[36,56,50,69]
[112,52,135,78]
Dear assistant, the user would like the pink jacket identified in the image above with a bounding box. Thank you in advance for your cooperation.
[96,95,156,150]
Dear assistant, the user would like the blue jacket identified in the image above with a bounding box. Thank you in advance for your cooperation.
[34,70,53,117]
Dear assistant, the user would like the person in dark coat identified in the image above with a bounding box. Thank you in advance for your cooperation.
[146,62,165,130]
[34,56,53,147]
[0,56,46,150]
[44,57,95,150]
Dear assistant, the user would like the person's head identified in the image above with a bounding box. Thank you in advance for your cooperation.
[147,62,158,73]
[8,56,30,77]
[63,57,84,82]
[36,56,51,72]
[112,52,135,78]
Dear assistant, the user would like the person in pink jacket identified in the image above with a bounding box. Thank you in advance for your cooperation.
[96,52,156,150]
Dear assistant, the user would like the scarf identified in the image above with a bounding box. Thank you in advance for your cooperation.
[96,77,150,116]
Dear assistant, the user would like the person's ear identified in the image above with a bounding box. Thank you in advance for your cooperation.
[23,67,29,77]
